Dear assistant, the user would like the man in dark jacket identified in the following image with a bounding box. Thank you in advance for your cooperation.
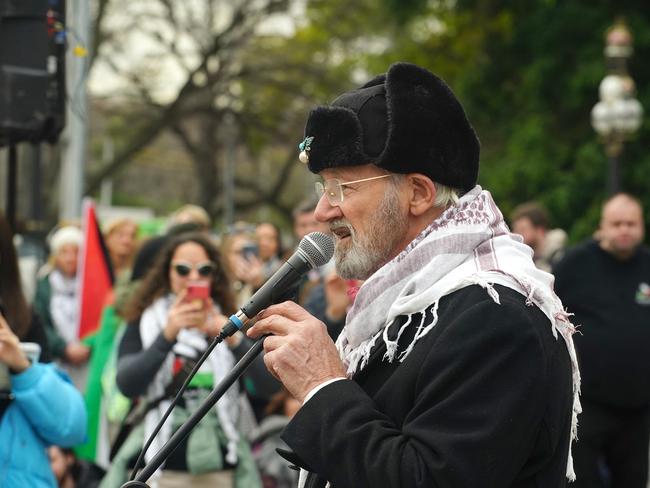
[248,62,579,488]
[554,193,650,488]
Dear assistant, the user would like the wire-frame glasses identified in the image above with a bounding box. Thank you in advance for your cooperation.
[315,174,392,206]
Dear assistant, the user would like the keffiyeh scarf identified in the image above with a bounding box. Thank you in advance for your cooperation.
[335,185,581,480]
[49,269,79,344]
[140,295,240,477]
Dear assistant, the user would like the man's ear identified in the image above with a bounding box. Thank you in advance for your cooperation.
[406,174,436,217]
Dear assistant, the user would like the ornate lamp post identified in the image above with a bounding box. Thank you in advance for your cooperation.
[591,18,643,195]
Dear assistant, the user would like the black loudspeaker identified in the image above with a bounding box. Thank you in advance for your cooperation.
[0,0,66,146]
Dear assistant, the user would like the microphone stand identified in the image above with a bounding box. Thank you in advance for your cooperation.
[120,336,266,487]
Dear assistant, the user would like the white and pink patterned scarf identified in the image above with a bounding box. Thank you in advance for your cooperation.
[335,185,581,480]
[140,295,240,478]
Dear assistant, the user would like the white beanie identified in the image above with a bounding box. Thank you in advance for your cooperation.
[49,226,83,255]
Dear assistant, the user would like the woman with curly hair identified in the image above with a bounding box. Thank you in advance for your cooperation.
[104,233,267,488]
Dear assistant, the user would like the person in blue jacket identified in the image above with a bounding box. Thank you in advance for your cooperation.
[0,210,87,487]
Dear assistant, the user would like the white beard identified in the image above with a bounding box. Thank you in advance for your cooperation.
[332,186,407,280]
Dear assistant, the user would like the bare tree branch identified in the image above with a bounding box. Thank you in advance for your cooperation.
[89,0,110,72]
[85,0,301,216]
[85,77,200,192]
[85,110,174,193]
[102,56,161,107]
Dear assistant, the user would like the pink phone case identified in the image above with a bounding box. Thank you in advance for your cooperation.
[185,282,210,303]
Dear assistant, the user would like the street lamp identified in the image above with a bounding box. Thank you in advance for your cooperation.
[591,18,643,195]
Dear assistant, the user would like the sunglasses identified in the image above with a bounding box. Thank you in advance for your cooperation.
[172,261,216,277]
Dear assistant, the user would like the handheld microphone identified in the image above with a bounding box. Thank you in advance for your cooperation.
[219,231,334,338]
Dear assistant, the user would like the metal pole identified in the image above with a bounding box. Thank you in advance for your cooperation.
[59,0,89,220]
[30,143,43,221]
[6,144,17,231]
[607,154,620,195]
[99,136,114,206]
[605,140,623,195]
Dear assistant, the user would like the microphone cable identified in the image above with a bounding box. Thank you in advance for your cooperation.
[128,328,231,481]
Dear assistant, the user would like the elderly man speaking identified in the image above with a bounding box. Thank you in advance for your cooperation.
[247,62,580,488]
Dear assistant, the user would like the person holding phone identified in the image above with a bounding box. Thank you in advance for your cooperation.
[254,222,284,286]
[221,229,264,305]
[0,211,86,488]
[105,233,266,488]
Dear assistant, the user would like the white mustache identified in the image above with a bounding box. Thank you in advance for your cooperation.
[329,219,354,236]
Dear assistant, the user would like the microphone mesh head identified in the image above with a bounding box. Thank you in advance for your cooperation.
[299,232,334,268]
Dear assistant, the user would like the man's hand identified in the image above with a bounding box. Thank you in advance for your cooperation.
[247,301,347,402]
[0,314,31,372]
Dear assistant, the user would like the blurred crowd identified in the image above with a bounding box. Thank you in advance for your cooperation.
[1,190,648,487]
[1,198,356,488]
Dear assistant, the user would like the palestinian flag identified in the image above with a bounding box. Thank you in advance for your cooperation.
[77,198,114,339]
[76,305,130,467]
[75,198,118,466]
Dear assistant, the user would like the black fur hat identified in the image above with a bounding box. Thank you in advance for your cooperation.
[298,62,480,192]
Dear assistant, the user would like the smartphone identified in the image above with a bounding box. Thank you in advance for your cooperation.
[0,343,40,394]
[241,243,259,261]
[184,281,210,308]
[20,342,41,364]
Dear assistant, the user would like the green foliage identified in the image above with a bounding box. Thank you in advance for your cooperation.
[374,0,650,243]
[242,0,650,238]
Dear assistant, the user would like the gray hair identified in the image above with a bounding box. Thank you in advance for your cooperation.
[388,174,460,209]
[433,182,460,208]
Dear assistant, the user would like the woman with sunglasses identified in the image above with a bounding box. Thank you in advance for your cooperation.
[106,233,264,488]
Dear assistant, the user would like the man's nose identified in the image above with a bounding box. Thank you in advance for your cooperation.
[314,194,342,223]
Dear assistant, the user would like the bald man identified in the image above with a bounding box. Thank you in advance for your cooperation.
[554,193,650,488]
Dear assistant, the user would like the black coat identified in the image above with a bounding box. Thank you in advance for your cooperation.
[553,239,650,408]
[281,285,573,488]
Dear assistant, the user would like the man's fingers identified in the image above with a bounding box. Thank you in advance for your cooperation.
[257,301,312,322]
[262,352,281,381]
[248,313,293,338]
[248,302,325,339]
[261,335,285,354]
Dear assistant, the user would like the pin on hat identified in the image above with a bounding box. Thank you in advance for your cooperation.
[298,136,314,164]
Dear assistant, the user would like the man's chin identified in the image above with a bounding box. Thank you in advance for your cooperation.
[334,249,362,280]
[335,256,377,281]
[614,243,638,256]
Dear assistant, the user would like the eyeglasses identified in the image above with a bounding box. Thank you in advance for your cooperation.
[172,261,216,277]
[315,174,392,206]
